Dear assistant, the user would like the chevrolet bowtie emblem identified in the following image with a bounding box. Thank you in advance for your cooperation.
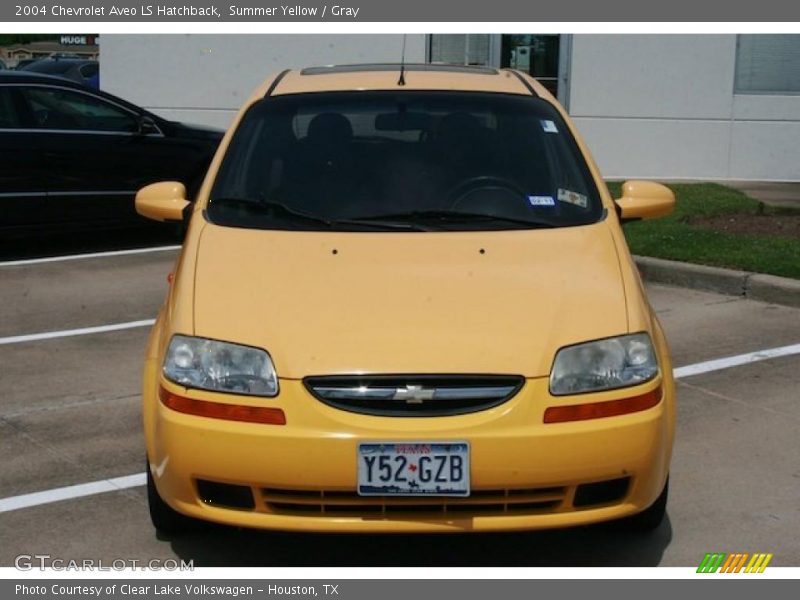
[392,384,435,404]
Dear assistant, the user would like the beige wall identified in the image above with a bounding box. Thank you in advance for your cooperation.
[100,33,800,181]
[568,34,800,181]
[101,34,427,129]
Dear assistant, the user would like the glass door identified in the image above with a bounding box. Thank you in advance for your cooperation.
[501,35,560,97]
[427,34,566,103]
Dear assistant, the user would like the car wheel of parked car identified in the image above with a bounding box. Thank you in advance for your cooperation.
[146,460,203,535]
[618,476,668,532]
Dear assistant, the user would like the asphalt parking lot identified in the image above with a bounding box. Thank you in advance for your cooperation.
[1,243,799,567]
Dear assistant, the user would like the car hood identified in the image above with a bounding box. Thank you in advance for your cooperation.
[192,221,629,379]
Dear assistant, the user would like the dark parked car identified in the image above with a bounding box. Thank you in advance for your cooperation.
[14,59,39,71]
[20,58,100,89]
[0,72,223,237]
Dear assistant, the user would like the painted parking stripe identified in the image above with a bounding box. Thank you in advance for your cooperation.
[673,343,800,379]
[0,245,180,267]
[0,473,146,513]
[0,319,155,346]
[1,342,800,513]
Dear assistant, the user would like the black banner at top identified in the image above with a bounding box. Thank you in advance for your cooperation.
[3,0,800,22]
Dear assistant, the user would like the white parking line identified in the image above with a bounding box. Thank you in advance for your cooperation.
[0,320,156,346]
[0,245,180,267]
[0,341,799,513]
[672,343,800,378]
[0,474,146,513]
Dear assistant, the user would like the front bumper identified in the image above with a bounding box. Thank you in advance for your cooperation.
[144,369,674,533]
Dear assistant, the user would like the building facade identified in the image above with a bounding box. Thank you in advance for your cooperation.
[1,36,99,67]
[101,34,800,182]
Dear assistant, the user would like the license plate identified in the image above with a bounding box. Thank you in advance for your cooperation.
[357,442,470,497]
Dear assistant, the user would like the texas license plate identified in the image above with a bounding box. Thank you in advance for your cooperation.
[357,442,470,497]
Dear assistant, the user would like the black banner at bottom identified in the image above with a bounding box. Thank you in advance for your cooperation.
[3,579,796,600]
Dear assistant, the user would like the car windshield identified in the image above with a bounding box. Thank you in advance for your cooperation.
[208,91,603,231]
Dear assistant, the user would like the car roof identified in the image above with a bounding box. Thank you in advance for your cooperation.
[250,63,550,101]
[27,58,97,66]
[0,71,90,86]
[24,59,97,74]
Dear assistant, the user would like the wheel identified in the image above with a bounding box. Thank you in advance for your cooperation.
[146,461,203,535]
[618,476,668,532]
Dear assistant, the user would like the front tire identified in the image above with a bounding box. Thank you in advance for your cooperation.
[147,462,203,535]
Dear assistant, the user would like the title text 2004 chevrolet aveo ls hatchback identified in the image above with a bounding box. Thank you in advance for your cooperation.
[136,64,676,535]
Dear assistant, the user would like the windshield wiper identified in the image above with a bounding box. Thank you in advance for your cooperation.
[211,197,333,227]
[354,210,558,229]
[209,197,427,231]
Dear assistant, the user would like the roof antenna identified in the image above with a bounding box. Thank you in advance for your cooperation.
[398,34,407,86]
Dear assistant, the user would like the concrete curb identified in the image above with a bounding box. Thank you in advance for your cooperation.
[634,256,800,308]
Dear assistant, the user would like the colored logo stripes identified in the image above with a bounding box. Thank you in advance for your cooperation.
[697,552,773,573]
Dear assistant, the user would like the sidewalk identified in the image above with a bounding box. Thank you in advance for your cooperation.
[724,181,800,210]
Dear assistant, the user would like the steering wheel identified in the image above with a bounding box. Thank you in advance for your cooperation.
[446,176,527,210]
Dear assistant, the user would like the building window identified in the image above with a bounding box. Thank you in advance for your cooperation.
[735,34,800,94]
[428,34,562,98]
[429,34,491,66]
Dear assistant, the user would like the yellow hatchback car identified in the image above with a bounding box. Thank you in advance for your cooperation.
[137,64,676,535]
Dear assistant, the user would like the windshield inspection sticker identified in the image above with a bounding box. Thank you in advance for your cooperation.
[558,188,589,208]
[528,195,555,207]
[541,120,559,133]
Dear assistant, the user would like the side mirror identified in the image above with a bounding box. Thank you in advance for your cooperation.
[614,180,675,222]
[135,181,190,222]
[137,115,159,136]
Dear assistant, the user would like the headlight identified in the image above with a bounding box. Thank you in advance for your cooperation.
[549,333,658,395]
[163,335,279,397]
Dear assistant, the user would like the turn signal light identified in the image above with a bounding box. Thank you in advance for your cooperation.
[544,385,662,424]
[159,387,286,425]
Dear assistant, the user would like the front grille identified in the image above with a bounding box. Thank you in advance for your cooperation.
[304,375,525,416]
[261,486,566,516]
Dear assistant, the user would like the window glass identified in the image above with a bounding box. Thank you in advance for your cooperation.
[22,87,138,132]
[209,91,602,232]
[501,35,561,97]
[735,35,800,94]
[0,88,22,129]
[429,35,491,66]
